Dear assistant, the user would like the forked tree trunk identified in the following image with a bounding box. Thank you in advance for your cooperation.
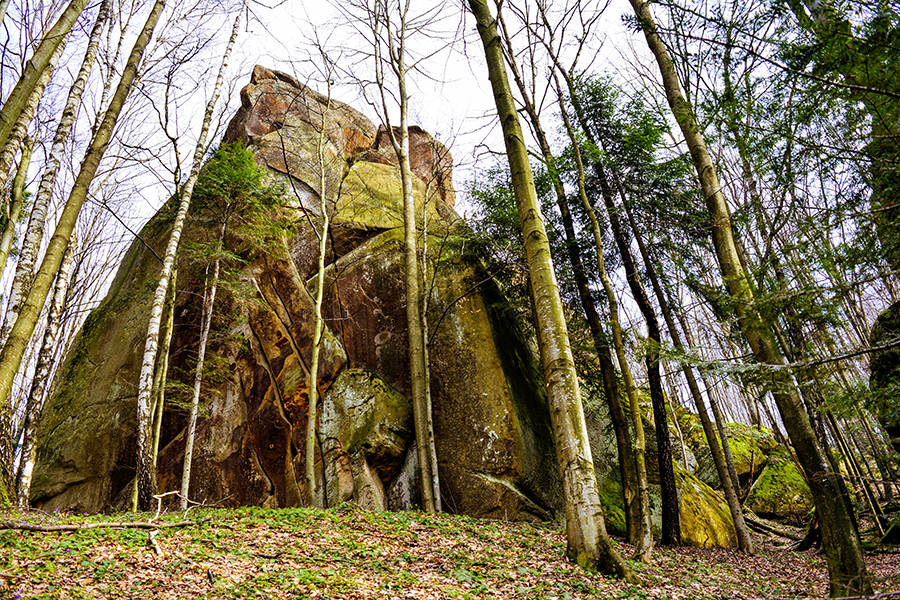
[555,85,654,563]
[468,0,636,580]
[0,0,167,504]
[134,8,239,510]
[628,0,871,594]
[14,236,76,506]
[496,11,640,542]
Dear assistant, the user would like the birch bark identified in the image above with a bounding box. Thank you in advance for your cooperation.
[0,0,167,503]
[14,236,77,506]
[1,0,110,348]
[134,9,240,510]
[0,0,88,162]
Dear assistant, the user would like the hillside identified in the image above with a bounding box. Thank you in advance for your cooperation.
[1,507,897,599]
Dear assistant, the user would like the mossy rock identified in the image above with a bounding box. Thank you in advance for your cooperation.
[745,447,813,522]
[676,462,737,548]
[869,300,900,454]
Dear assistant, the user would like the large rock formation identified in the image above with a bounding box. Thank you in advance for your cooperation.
[870,300,900,453]
[31,66,561,522]
[31,66,740,548]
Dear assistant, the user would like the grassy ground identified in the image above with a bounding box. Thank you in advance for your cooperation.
[1,505,897,599]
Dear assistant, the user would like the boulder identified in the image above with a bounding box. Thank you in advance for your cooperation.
[31,66,563,524]
[679,414,778,491]
[745,447,813,523]
[869,300,900,453]
[583,385,737,547]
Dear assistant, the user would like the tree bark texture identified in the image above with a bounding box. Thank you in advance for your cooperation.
[628,0,871,594]
[134,6,237,510]
[0,0,88,164]
[555,86,654,563]
[14,236,76,506]
[495,12,640,544]
[1,0,109,348]
[0,0,166,505]
[0,137,33,274]
[468,0,635,580]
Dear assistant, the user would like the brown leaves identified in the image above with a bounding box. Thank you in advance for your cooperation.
[0,507,896,599]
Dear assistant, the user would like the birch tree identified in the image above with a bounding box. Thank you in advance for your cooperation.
[135,8,241,510]
[0,0,110,348]
[14,235,77,506]
[467,0,635,580]
[0,0,168,504]
[0,0,88,178]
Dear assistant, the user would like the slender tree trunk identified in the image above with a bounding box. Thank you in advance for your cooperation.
[180,229,222,510]
[306,78,334,509]
[599,166,680,547]
[0,137,32,274]
[14,236,76,506]
[628,0,871,593]
[134,7,238,510]
[0,0,167,505]
[496,10,639,543]
[1,0,109,347]
[468,0,635,580]
[651,256,752,550]
[0,0,88,168]
[556,89,653,562]
[376,1,437,512]
[151,267,177,471]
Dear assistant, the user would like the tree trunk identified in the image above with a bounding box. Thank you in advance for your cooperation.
[134,6,238,510]
[554,87,654,562]
[599,166,680,547]
[628,0,871,594]
[0,137,33,274]
[376,1,438,512]
[306,77,334,509]
[1,0,109,347]
[0,0,167,505]
[496,11,640,543]
[468,0,635,581]
[180,231,222,510]
[14,236,76,506]
[0,0,88,167]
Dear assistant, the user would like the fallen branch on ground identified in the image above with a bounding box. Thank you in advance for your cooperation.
[743,512,804,541]
[0,518,207,532]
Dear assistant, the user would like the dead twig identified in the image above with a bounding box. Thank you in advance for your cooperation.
[0,518,207,532]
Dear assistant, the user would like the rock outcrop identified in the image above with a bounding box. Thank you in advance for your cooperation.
[31,66,562,522]
[31,66,742,548]
[870,300,900,453]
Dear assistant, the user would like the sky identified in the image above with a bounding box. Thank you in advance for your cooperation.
[225,0,639,216]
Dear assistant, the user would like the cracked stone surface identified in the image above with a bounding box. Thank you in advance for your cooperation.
[30,66,563,524]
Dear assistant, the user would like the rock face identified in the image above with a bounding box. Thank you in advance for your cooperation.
[30,66,743,548]
[582,388,738,548]
[31,66,562,522]
[870,301,900,453]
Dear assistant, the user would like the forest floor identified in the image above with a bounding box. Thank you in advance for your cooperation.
[1,505,897,599]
